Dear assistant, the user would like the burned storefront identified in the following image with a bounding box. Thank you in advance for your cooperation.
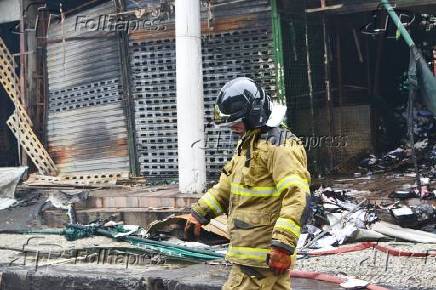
[43,0,436,182]
[286,1,436,176]
[40,0,277,183]
[0,1,435,289]
[1,0,434,182]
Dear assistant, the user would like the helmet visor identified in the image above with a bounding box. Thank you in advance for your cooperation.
[213,104,243,127]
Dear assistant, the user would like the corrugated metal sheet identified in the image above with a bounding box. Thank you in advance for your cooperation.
[47,103,129,174]
[46,39,120,90]
[47,2,121,90]
[46,1,130,176]
[47,2,115,39]
[128,0,275,179]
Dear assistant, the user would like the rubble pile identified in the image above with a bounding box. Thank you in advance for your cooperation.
[360,106,435,180]
[299,186,436,251]
[389,203,435,230]
[301,188,380,250]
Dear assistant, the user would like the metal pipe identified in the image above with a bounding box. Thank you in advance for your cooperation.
[303,0,318,173]
[19,0,28,168]
[322,13,334,170]
[175,0,206,193]
[380,0,415,47]
[271,0,285,102]
[407,47,421,193]
[335,25,343,140]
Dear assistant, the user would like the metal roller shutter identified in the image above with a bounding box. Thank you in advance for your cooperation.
[46,2,130,176]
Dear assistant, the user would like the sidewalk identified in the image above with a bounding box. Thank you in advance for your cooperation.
[0,263,345,290]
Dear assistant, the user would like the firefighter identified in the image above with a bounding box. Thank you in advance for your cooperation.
[184,77,311,289]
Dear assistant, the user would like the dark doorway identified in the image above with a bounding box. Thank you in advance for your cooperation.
[0,21,19,167]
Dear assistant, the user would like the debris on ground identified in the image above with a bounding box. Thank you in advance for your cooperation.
[371,221,436,243]
[23,173,145,188]
[41,190,89,224]
[340,278,370,289]
[146,214,229,244]
[390,204,435,229]
[303,187,384,249]
[358,104,435,181]
[1,160,434,289]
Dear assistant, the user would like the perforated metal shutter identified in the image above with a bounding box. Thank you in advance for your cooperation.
[128,0,275,179]
[46,2,130,176]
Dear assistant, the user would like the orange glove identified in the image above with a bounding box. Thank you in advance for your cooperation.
[183,214,202,241]
[267,247,292,275]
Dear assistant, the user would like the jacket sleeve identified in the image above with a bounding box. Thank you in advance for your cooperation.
[191,158,233,225]
[268,140,311,253]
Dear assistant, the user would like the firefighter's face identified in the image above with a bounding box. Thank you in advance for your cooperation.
[230,121,245,136]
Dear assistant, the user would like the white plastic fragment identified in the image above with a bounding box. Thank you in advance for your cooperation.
[340,278,370,289]
[0,167,27,199]
[0,198,16,210]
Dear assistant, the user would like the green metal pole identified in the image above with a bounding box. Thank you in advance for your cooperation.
[271,0,286,103]
[380,0,415,47]
[381,0,424,191]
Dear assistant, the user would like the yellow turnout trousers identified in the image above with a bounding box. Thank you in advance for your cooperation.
[223,264,291,290]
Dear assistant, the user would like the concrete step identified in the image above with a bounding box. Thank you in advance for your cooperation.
[41,185,200,228]
[43,207,190,228]
[78,185,200,210]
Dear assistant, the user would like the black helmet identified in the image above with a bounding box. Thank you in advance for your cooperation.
[214,77,272,129]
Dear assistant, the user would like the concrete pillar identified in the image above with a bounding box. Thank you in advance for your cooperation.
[175,0,206,193]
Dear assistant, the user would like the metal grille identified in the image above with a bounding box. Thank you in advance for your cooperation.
[46,2,130,176]
[130,23,275,179]
[129,38,177,178]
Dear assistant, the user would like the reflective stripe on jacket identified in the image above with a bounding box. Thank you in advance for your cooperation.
[192,128,311,268]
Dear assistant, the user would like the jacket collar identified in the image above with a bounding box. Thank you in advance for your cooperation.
[237,128,261,156]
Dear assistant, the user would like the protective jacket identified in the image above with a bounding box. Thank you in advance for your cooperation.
[192,127,311,268]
